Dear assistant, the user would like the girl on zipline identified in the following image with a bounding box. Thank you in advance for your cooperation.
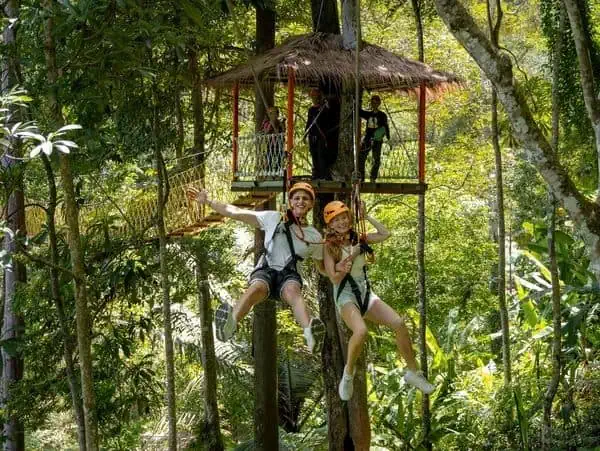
[322,200,435,400]
[186,182,326,353]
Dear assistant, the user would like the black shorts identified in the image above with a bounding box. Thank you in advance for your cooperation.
[249,265,303,300]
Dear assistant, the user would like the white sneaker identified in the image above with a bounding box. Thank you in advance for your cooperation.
[215,302,237,342]
[403,370,435,394]
[338,366,356,401]
[304,318,325,353]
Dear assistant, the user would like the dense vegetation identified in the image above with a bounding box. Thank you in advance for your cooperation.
[1,0,599,449]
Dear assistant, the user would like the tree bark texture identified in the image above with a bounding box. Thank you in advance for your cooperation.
[41,156,87,451]
[253,6,278,447]
[562,0,600,188]
[310,0,340,34]
[195,262,224,450]
[57,154,99,451]
[42,5,87,447]
[486,0,511,386]
[154,135,178,451]
[253,198,279,450]
[433,0,600,281]
[410,1,432,448]
[341,0,358,50]
[1,1,25,449]
[314,197,352,451]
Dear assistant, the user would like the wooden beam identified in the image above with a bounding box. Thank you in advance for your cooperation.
[231,180,427,194]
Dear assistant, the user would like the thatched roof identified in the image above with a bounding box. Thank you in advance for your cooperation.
[207,33,460,93]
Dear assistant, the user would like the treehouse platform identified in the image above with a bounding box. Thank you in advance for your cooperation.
[207,32,460,195]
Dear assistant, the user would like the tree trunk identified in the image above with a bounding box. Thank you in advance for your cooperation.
[41,156,87,451]
[42,3,97,448]
[562,0,600,189]
[175,87,184,162]
[486,0,511,387]
[542,9,565,447]
[410,1,432,447]
[189,43,224,450]
[308,1,352,449]
[153,110,178,451]
[195,262,224,450]
[433,0,600,280]
[1,1,25,449]
[57,155,99,451]
[41,0,82,435]
[253,4,278,448]
[311,0,340,34]
[253,198,279,450]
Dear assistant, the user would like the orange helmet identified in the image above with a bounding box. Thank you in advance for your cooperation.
[323,201,350,224]
[288,182,315,202]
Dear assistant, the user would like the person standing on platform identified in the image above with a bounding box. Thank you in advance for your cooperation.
[359,95,390,182]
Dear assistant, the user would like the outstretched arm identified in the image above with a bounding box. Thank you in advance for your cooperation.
[186,187,260,228]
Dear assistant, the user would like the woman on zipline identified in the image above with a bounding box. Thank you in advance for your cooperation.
[187,182,325,353]
[322,200,435,400]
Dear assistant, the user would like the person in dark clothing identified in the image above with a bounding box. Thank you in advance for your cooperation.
[358,95,390,182]
[306,88,334,180]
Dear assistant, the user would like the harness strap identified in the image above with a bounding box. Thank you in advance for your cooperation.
[256,220,304,273]
[283,220,303,270]
[336,265,371,316]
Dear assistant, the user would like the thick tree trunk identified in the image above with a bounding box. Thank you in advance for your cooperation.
[1,158,26,451]
[486,0,511,386]
[1,1,25,449]
[253,198,278,450]
[253,4,278,448]
[41,156,87,451]
[562,0,600,188]
[310,0,339,34]
[195,262,224,450]
[308,1,352,448]
[42,1,85,442]
[433,0,600,280]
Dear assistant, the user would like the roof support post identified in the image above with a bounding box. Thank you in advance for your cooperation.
[286,67,296,182]
[232,83,240,180]
[418,82,426,183]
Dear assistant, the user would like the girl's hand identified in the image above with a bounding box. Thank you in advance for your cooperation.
[186,186,209,205]
[335,255,353,273]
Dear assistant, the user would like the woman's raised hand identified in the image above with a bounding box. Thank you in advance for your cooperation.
[186,186,209,205]
[335,255,353,273]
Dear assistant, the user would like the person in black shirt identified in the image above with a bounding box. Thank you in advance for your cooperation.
[306,88,334,180]
[359,95,390,182]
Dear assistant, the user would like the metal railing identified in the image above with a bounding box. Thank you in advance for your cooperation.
[233,127,422,181]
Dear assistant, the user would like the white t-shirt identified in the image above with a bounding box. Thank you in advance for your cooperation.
[340,244,367,280]
[255,210,323,271]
